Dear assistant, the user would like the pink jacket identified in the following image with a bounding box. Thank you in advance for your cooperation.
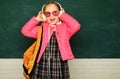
[21,13,81,63]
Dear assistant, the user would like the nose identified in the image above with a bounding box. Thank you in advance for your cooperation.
[49,13,54,17]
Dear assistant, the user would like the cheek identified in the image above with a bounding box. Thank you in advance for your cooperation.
[55,16,60,21]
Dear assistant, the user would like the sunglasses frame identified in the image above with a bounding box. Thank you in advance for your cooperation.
[44,11,59,17]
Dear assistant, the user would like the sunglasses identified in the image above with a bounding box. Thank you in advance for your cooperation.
[44,11,59,17]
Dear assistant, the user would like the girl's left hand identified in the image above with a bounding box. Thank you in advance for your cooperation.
[59,8,65,17]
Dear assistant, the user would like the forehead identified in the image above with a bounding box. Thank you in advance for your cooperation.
[44,4,59,12]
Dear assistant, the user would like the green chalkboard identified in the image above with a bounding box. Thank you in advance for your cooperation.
[0,0,120,58]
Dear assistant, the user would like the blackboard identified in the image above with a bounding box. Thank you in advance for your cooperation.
[0,0,120,58]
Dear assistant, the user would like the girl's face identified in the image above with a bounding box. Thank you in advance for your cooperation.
[44,4,60,25]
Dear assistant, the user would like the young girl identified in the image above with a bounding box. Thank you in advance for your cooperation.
[21,1,80,79]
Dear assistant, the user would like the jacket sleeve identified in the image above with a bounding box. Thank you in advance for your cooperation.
[21,16,40,38]
[60,13,81,39]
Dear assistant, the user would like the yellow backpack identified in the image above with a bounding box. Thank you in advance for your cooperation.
[23,26,42,79]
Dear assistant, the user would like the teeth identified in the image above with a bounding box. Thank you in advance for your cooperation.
[50,18,55,21]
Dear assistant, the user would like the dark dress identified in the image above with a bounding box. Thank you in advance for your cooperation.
[30,32,70,79]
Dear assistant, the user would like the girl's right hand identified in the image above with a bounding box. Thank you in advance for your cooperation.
[36,11,46,22]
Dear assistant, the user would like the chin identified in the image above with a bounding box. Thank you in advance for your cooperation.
[48,21,58,25]
[51,22,57,25]
[48,18,59,25]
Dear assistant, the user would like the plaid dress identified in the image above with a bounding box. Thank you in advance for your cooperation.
[30,32,70,79]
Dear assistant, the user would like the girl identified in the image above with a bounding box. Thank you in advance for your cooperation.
[21,1,81,79]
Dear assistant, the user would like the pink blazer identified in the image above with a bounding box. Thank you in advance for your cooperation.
[21,13,81,63]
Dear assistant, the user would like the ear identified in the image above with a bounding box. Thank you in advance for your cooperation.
[59,10,63,16]
[59,8,65,17]
[42,13,46,21]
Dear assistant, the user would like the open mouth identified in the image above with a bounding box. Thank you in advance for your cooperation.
[50,18,56,22]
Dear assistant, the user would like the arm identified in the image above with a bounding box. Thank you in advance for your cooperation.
[60,13,81,39]
[21,16,40,38]
[21,11,45,38]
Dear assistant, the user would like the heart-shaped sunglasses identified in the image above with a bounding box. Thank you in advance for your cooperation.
[44,11,59,17]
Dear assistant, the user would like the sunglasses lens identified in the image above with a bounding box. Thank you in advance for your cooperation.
[52,11,59,16]
[44,12,50,17]
[44,11,59,17]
